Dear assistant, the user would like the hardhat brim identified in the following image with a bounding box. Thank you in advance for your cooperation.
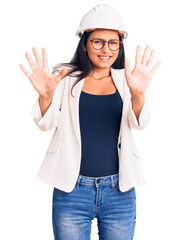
[75,28,128,39]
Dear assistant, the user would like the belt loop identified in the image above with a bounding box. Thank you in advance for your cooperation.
[110,176,115,188]
[75,175,81,188]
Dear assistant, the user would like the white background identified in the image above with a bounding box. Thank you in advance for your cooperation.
[1,0,180,239]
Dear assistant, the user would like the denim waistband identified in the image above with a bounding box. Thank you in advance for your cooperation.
[75,173,119,188]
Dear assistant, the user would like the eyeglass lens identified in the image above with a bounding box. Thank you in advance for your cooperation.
[92,39,120,50]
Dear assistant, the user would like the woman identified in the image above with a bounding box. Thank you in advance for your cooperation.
[19,4,160,240]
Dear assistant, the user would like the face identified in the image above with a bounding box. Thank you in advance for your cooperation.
[84,29,120,71]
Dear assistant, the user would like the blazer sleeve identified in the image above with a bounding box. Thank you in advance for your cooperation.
[127,98,151,130]
[29,70,64,132]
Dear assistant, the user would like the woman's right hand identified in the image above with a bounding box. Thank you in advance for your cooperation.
[19,47,68,99]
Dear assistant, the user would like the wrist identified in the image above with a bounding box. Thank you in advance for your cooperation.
[130,90,145,101]
[39,93,54,101]
[130,92,145,109]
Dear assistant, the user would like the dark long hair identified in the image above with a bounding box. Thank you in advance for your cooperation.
[52,31,125,98]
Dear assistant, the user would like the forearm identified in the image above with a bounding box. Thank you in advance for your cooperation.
[39,95,53,117]
[130,92,145,125]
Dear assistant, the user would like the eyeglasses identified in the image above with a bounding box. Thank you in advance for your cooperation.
[87,38,122,51]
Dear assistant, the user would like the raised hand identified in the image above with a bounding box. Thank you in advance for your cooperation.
[125,45,161,96]
[19,47,68,99]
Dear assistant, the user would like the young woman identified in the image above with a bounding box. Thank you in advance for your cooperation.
[19,4,160,240]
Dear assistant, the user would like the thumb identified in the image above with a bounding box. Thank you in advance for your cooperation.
[55,68,68,83]
[124,57,131,77]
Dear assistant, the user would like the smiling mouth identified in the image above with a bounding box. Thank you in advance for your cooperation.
[98,56,112,62]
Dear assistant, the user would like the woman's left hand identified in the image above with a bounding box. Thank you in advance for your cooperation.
[125,45,161,96]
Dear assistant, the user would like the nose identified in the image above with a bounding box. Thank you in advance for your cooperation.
[101,42,111,53]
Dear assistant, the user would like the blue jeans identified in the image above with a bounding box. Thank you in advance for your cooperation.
[52,173,136,240]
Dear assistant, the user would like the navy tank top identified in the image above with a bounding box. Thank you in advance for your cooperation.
[79,88,123,177]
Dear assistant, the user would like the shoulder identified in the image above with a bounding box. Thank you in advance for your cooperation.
[111,67,125,73]
[111,67,125,79]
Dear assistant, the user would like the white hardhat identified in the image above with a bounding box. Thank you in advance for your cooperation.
[75,4,128,39]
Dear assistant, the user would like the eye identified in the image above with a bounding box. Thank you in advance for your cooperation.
[94,40,103,44]
[110,41,118,45]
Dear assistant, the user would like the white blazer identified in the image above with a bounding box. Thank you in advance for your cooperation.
[30,67,151,192]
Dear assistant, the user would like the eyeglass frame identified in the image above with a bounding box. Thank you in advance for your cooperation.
[86,38,123,51]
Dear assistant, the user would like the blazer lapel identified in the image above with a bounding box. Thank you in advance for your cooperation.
[110,67,124,100]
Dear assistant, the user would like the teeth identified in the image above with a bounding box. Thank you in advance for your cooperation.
[98,56,111,59]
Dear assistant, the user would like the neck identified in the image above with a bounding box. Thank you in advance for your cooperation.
[89,67,111,80]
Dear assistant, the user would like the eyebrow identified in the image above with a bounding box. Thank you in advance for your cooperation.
[92,38,119,41]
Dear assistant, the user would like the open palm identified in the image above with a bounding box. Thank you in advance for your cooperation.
[125,45,161,95]
[19,47,68,98]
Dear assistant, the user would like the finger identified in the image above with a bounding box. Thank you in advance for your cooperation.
[151,60,161,75]
[147,49,155,67]
[135,45,141,67]
[32,47,42,68]
[142,45,150,65]
[42,47,48,69]
[54,68,68,83]
[19,64,31,78]
[25,51,36,72]
[124,57,131,77]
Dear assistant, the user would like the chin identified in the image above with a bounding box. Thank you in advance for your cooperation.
[95,62,112,68]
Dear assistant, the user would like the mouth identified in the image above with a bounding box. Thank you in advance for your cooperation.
[98,55,112,62]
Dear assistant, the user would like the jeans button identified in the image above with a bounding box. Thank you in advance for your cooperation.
[97,179,104,183]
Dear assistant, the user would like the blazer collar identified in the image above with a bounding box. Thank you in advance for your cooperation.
[72,67,124,99]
